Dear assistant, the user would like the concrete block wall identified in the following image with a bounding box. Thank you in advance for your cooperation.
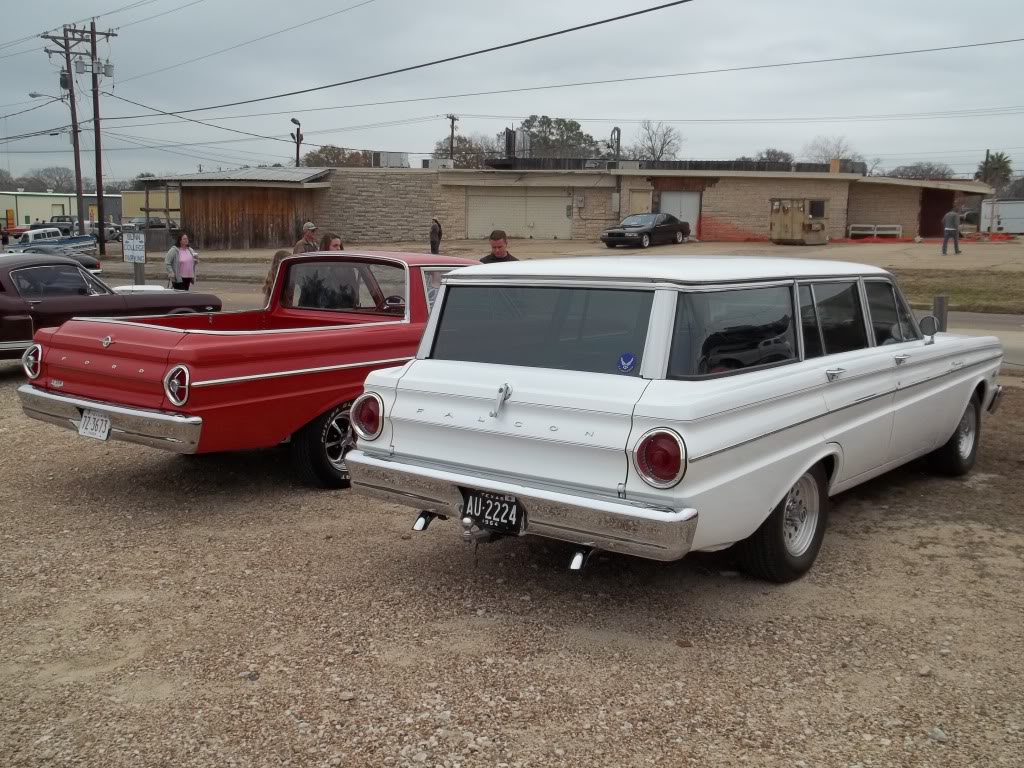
[700,178,851,241]
[316,169,442,243]
[847,183,921,238]
[571,186,617,240]
[434,184,467,241]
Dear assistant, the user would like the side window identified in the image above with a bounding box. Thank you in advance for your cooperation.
[895,290,921,341]
[799,284,824,359]
[363,263,406,309]
[865,281,906,346]
[812,281,869,354]
[12,265,91,299]
[669,285,797,377]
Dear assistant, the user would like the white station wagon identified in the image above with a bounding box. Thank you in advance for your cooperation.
[345,257,1004,582]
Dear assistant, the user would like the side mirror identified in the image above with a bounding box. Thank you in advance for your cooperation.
[919,315,939,340]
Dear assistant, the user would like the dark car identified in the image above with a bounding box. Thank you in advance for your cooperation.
[19,245,102,274]
[601,213,691,249]
[0,255,221,360]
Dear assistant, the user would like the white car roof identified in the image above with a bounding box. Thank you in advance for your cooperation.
[448,256,890,284]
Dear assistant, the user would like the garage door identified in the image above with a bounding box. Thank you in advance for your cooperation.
[660,191,701,233]
[467,187,572,239]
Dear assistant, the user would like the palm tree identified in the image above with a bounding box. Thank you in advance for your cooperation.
[975,151,1013,187]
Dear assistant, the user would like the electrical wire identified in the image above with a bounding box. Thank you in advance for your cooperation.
[115,0,206,30]
[100,130,273,167]
[0,100,62,121]
[0,0,159,51]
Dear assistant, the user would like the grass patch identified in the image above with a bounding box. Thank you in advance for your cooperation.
[891,269,1024,315]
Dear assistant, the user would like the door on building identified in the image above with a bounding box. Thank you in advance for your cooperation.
[51,204,65,217]
[660,191,701,234]
[466,187,572,239]
[628,190,652,215]
[919,189,954,238]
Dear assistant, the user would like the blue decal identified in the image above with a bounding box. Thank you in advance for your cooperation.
[618,353,636,373]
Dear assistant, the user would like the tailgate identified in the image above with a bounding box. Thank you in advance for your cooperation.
[37,320,184,409]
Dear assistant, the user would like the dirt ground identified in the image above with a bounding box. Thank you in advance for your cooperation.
[1,364,1022,767]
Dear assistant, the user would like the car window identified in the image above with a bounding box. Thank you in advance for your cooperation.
[12,265,94,299]
[895,289,921,341]
[663,214,680,225]
[432,286,654,376]
[282,261,404,314]
[422,268,457,311]
[655,214,667,225]
[620,214,657,227]
[811,281,869,354]
[799,284,825,359]
[668,286,797,377]
[865,281,909,346]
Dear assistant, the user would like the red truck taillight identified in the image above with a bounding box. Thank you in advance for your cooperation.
[163,364,191,406]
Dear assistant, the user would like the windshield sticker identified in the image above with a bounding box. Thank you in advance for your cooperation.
[618,353,636,373]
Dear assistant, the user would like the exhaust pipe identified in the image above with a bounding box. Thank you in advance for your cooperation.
[569,547,595,571]
[412,511,439,532]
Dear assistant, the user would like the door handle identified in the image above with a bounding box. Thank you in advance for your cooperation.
[826,367,846,382]
[894,353,911,365]
[951,360,964,369]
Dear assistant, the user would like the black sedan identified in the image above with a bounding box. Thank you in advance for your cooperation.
[601,213,691,249]
[16,245,103,274]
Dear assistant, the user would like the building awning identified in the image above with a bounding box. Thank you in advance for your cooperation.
[144,167,333,189]
[855,176,993,195]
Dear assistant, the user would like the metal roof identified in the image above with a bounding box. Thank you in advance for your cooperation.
[145,167,332,185]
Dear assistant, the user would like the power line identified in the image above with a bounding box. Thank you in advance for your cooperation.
[0,0,159,51]
[121,0,698,114]
[118,0,377,83]
[114,0,207,29]
[100,130,271,167]
[0,100,62,121]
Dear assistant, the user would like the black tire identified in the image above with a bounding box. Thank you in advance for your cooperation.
[735,464,829,583]
[605,242,616,249]
[290,402,354,488]
[928,392,981,476]
[640,233,651,248]
[674,230,685,244]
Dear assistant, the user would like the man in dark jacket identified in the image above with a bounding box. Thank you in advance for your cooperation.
[429,218,442,255]
[481,229,518,264]
[293,221,319,254]
[941,208,962,255]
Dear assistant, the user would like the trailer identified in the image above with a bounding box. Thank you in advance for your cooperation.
[980,199,1024,235]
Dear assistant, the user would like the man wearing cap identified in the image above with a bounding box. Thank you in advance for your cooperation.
[293,222,319,254]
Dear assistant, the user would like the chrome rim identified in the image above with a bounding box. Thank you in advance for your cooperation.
[783,474,820,558]
[324,409,354,471]
[675,231,684,243]
[956,403,977,460]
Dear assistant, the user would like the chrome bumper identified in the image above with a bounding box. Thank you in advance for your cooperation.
[346,451,699,562]
[988,384,1004,414]
[17,384,202,454]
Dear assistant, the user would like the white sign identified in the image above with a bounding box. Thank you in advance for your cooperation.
[123,231,146,264]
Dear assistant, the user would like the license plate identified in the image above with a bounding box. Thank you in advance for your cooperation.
[78,409,111,441]
[462,489,523,534]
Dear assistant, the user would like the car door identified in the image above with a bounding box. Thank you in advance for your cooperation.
[12,264,126,330]
[800,280,895,483]
[654,214,672,243]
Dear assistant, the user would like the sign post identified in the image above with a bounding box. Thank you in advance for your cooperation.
[122,231,146,285]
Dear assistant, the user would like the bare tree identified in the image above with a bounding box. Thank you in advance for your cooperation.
[756,148,794,164]
[886,161,955,180]
[29,166,77,192]
[626,121,682,162]
[801,135,864,164]
[431,133,499,168]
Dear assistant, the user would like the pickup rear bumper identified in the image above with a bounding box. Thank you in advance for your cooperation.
[18,384,202,454]
[346,450,699,562]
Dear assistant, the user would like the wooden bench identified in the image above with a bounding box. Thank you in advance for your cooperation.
[848,224,903,238]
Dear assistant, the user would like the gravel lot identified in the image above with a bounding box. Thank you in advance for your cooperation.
[1,363,1022,767]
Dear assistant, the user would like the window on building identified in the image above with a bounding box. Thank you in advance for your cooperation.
[808,200,827,219]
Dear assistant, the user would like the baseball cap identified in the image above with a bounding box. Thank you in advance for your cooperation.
[302,221,318,231]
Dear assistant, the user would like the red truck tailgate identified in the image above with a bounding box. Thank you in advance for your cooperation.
[37,320,184,409]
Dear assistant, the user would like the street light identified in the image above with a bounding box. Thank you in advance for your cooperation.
[290,117,303,167]
[29,91,63,101]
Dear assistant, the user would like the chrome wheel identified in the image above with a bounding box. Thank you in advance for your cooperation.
[783,474,820,558]
[956,404,977,460]
[675,230,684,243]
[641,234,651,248]
[323,409,354,471]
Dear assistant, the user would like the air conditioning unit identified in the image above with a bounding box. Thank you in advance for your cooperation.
[618,160,640,170]
[426,158,455,170]
[371,151,410,168]
[583,160,610,170]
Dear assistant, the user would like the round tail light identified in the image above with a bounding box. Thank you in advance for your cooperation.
[22,343,42,380]
[351,392,383,440]
[163,364,191,406]
[633,428,686,488]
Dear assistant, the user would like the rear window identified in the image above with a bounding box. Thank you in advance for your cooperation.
[431,285,654,376]
[281,261,405,314]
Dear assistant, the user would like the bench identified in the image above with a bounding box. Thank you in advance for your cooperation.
[848,224,903,239]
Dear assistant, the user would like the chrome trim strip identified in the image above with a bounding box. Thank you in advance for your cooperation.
[446,273,889,287]
[69,317,408,336]
[0,340,33,350]
[191,356,414,388]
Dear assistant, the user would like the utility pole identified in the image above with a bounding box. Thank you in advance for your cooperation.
[446,114,459,161]
[42,28,86,235]
[90,21,116,256]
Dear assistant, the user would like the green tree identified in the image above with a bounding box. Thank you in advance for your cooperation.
[301,145,371,167]
[975,152,1013,188]
[519,115,602,158]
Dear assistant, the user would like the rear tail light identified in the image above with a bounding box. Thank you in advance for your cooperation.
[633,428,686,488]
[351,392,384,440]
[163,364,191,406]
[22,343,42,380]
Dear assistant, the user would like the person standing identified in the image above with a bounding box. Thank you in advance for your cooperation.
[293,221,319,254]
[165,232,198,290]
[942,207,962,256]
[264,248,292,302]
[480,229,518,264]
[429,218,443,255]
[319,232,343,251]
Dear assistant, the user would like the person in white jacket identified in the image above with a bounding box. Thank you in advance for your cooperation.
[164,232,199,290]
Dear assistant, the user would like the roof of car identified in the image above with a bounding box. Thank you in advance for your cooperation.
[447,256,889,283]
[0,254,82,270]
[283,251,477,267]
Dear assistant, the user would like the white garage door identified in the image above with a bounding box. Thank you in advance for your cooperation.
[661,191,701,232]
[467,187,572,239]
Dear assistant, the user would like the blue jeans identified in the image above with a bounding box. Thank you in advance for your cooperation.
[942,228,960,254]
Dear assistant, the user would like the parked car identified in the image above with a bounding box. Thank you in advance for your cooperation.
[601,213,691,248]
[122,216,179,232]
[18,252,477,487]
[345,256,1004,582]
[15,245,102,274]
[38,215,80,235]
[9,227,97,254]
[1,254,220,361]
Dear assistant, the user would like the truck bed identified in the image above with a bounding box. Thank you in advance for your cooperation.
[126,306,402,333]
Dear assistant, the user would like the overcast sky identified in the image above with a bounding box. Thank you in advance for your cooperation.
[1,0,1022,182]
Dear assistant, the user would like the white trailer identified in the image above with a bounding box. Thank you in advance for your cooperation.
[980,199,1024,235]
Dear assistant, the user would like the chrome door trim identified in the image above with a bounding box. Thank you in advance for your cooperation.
[68,317,409,336]
[0,339,34,350]
[191,356,414,388]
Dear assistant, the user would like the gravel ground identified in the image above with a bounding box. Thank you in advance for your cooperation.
[1,363,1022,767]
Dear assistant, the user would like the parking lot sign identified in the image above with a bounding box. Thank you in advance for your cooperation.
[123,232,146,264]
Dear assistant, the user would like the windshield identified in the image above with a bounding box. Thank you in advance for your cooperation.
[620,215,657,227]
[431,285,653,376]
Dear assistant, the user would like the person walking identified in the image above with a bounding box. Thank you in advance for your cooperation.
[165,232,198,290]
[293,221,319,254]
[319,232,343,251]
[942,207,962,255]
[429,218,442,255]
[480,229,518,264]
[264,248,292,301]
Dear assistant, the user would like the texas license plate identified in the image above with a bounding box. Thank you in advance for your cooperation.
[78,409,111,441]
[462,489,522,534]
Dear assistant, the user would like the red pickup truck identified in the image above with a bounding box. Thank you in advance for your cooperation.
[18,251,475,487]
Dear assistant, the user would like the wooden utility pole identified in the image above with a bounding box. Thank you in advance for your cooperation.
[446,114,459,161]
[89,21,116,256]
[42,28,86,235]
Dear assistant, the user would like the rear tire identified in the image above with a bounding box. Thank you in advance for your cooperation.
[928,393,981,476]
[640,233,651,248]
[735,464,829,582]
[290,402,354,488]
[674,230,685,244]
[605,242,616,249]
